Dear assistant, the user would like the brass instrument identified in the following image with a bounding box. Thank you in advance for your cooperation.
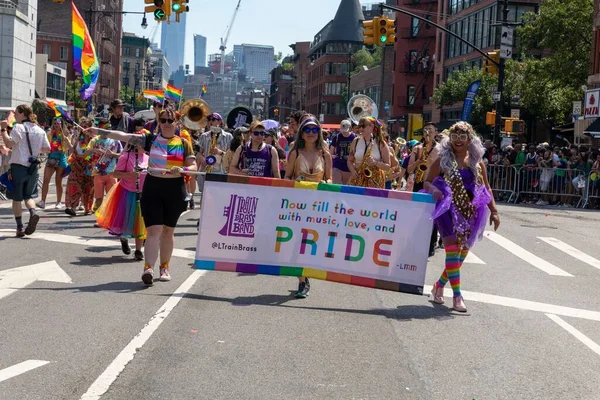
[414,144,430,184]
[347,94,379,124]
[205,132,219,173]
[349,140,385,189]
[180,98,211,131]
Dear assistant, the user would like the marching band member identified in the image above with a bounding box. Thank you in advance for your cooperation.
[84,108,197,286]
[64,117,94,216]
[329,119,356,184]
[285,117,333,298]
[37,118,69,209]
[196,113,233,175]
[223,126,250,173]
[347,117,391,188]
[424,121,500,312]
[230,121,280,177]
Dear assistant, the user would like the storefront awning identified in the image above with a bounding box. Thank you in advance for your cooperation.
[321,124,339,130]
[583,118,600,139]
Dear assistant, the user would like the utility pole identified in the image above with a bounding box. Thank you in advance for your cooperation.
[493,0,510,143]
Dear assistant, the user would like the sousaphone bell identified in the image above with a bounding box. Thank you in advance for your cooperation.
[180,98,211,131]
[347,94,379,124]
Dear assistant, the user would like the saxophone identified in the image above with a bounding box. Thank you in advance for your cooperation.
[349,140,385,188]
[414,144,430,184]
[205,133,219,173]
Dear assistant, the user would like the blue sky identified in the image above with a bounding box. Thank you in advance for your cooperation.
[122,0,370,68]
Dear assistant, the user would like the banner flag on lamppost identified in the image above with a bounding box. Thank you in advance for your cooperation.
[461,80,482,123]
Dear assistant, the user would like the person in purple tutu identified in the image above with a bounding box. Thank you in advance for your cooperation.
[424,121,500,312]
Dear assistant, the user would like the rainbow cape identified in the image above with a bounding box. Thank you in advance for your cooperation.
[72,2,99,100]
[165,84,182,102]
[142,89,165,103]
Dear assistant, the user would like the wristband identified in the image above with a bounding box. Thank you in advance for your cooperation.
[183,166,189,172]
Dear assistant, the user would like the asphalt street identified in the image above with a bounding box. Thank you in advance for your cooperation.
[1,189,600,400]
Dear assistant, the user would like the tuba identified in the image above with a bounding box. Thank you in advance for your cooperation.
[180,98,211,131]
[347,94,379,124]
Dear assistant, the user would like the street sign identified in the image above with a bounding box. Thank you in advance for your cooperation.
[500,44,513,59]
[493,91,501,102]
[153,8,165,20]
[511,109,520,119]
[584,89,600,119]
[572,101,582,117]
[501,27,514,46]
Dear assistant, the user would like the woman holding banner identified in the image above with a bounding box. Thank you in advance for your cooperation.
[85,108,197,286]
[285,117,333,298]
[230,120,280,178]
[424,121,500,312]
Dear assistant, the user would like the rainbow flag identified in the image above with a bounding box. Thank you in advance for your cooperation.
[47,100,73,123]
[72,2,99,100]
[201,84,207,97]
[6,111,15,128]
[142,89,165,103]
[165,84,182,102]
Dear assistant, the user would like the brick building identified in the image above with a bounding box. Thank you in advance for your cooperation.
[121,33,150,106]
[289,42,310,112]
[390,0,437,124]
[349,46,394,122]
[37,0,123,107]
[268,60,294,122]
[305,0,365,126]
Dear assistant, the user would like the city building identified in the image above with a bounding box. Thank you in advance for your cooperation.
[581,0,600,145]
[202,80,241,117]
[121,33,151,100]
[269,59,294,122]
[35,54,67,106]
[349,46,394,122]
[305,0,365,126]
[238,44,276,84]
[424,0,539,123]
[148,49,170,91]
[390,0,437,129]
[0,0,39,107]
[194,34,207,68]
[161,13,186,79]
[181,72,210,100]
[37,0,123,107]
[233,44,244,73]
[289,41,310,112]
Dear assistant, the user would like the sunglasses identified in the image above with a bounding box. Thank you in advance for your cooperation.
[207,117,219,122]
[303,126,320,134]
[159,118,174,124]
[253,131,265,136]
[450,133,469,142]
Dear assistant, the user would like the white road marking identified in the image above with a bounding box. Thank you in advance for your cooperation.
[0,360,50,383]
[464,252,485,264]
[546,314,600,357]
[80,270,206,400]
[0,195,57,209]
[425,285,600,322]
[484,231,573,276]
[0,260,72,300]
[538,237,600,271]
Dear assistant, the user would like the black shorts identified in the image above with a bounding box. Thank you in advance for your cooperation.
[140,175,187,228]
[10,164,39,202]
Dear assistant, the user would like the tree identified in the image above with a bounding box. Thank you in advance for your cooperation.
[119,86,134,104]
[350,46,384,74]
[32,99,55,128]
[514,0,593,125]
[274,51,283,63]
[282,62,294,71]
[66,80,87,109]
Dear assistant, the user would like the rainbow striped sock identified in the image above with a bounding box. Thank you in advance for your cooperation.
[437,244,460,288]
[459,247,469,264]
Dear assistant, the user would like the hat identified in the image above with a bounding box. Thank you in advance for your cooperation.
[250,120,265,131]
[110,99,125,109]
[408,140,419,148]
[208,113,223,121]
[340,119,351,129]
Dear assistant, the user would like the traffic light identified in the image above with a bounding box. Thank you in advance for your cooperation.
[504,119,525,134]
[171,0,181,12]
[483,51,500,75]
[145,0,167,21]
[379,17,396,45]
[486,111,496,126]
[172,0,189,22]
[362,18,380,46]
[274,108,279,116]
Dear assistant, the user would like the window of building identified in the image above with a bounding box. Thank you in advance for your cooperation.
[42,44,51,55]
[123,47,130,56]
[60,46,68,61]
[135,48,141,58]
[422,84,428,100]
[411,18,419,37]
[123,60,130,70]
[407,85,416,105]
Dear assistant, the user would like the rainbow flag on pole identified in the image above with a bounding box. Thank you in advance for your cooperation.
[72,2,99,100]
[142,89,165,103]
[47,100,73,123]
[201,84,207,97]
[6,111,16,128]
[165,84,182,102]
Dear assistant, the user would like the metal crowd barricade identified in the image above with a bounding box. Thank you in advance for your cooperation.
[580,173,600,208]
[513,167,584,206]
[486,164,518,203]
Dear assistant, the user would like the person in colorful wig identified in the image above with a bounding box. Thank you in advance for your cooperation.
[85,108,197,285]
[95,118,149,260]
[285,117,333,298]
[64,117,94,216]
[424,121,500,312]
[37,118,69,209]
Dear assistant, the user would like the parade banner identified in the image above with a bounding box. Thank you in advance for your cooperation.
[195,175,435,295]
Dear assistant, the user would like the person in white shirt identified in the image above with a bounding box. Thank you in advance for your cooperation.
[0,104,50,237]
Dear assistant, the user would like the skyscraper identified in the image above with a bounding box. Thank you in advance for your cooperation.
[239,44,276,84]
[161,13,186,77]
[194,34,207,68]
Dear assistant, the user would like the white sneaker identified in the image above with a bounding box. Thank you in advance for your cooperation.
[55,202,64,209]
[36,200,46,209]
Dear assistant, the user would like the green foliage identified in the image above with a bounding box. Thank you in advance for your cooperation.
[351,46,383,73]
[274,51,283,63]
[32,100,55,127]
[66,80,87,109]
[282,62,294,71]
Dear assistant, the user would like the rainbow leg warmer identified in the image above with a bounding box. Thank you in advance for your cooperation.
[437,244,461,291]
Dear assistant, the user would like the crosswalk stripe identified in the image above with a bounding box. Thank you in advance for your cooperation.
[484,231,573,277]
[538,237,600,271]
[464,252,485,264]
